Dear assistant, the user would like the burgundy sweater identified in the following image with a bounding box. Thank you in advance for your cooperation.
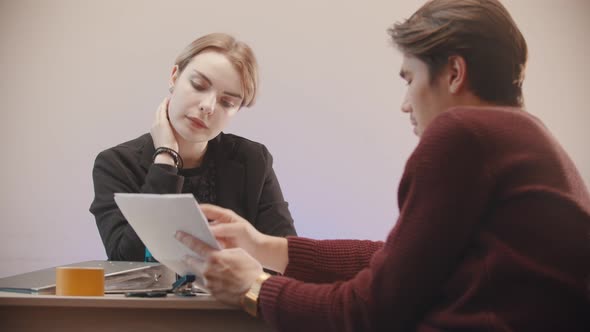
[259,107,590,331]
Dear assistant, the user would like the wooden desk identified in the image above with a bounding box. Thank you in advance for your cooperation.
[0,291,272,331]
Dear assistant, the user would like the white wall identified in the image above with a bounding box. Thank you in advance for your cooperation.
[1,0,588,278]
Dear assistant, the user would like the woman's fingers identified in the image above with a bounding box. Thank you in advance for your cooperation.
[151,96,178,151]
[153,97,167,122]
[158,96,169,122]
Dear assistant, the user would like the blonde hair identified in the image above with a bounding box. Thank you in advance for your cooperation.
[175,33,259,107]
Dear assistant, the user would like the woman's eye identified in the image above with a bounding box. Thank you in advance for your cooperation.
[191,81,206,91]
[221,100,235,108]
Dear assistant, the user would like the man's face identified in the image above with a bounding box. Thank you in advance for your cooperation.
[399,55,451,137]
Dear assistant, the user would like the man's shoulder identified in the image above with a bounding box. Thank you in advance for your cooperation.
[428,106,543,140]
[411,107,520,163]
[443,106,538,128]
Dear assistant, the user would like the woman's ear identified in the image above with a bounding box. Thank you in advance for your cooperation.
[447,55,467,94]
[169,65,180,93]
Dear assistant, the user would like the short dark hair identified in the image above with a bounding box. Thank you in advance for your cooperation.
[389,0,527,107]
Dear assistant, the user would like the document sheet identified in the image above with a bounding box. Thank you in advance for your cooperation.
[114,193,221,281]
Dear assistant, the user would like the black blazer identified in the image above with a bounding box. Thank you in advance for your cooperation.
[90,133,296,261]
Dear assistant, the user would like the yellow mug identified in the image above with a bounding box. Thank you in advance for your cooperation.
[55,266,104,296]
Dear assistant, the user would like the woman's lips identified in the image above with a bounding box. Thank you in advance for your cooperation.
[187,116,208,129]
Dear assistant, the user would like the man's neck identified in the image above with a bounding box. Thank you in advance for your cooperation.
[454,91,503,109]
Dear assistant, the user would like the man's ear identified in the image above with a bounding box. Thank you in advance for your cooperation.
[169,65,180,92]
[447,55,467,94]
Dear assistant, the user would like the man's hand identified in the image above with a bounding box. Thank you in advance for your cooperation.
[201,204,290,274]
[176,231,263,306]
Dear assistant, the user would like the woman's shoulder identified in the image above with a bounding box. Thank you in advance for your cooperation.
[215,132,270,158]
[96,133,153,163]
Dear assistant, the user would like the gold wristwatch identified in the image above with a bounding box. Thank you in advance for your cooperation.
[241,272,271,318]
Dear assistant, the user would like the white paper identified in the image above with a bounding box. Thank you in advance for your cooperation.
[113,193,221,280]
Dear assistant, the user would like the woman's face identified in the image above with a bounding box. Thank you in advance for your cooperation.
[168,50,244,144]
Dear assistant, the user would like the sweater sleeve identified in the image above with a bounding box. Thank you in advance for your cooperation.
[283,237,384,283]
[258,113,493,332]
[90,148,183,261]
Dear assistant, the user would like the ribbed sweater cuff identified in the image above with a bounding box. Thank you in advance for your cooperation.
[259,275,292,327]
[283,236,319,280]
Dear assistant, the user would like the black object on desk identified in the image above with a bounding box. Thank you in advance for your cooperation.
[125,291,168,298]
[124,275,198,298]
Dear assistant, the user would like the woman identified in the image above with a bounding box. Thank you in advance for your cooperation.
[90,33,297,261]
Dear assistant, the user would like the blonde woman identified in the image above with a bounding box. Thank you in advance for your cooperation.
[90,33,296,261]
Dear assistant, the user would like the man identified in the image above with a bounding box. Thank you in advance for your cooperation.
[176,0,590,331]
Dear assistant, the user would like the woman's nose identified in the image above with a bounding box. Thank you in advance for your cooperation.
[199,94,216,114]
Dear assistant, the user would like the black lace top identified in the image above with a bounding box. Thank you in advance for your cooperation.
[178,147,217,205]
